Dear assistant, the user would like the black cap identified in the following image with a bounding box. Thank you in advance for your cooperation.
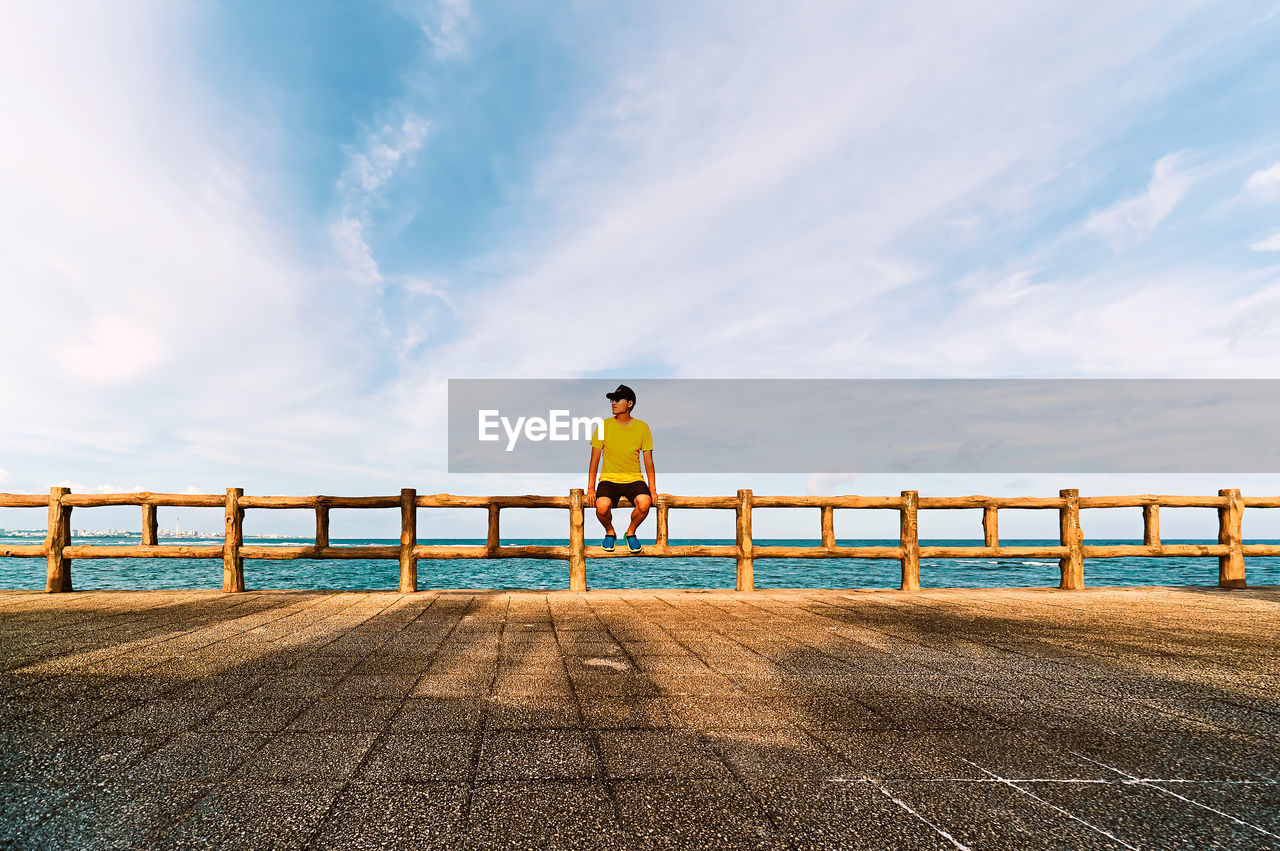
[605,384,636,403]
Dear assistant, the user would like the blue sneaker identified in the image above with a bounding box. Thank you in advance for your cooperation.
[602,534,615,552]
[626,534,641,553]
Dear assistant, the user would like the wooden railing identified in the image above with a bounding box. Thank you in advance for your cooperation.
[1,488,1273,593]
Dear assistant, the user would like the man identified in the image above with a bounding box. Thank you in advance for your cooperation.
[586,384,655,553]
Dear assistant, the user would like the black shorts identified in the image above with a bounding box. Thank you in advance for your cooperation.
[594,480,652,508]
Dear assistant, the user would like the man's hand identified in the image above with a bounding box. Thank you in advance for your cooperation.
[586,488,595,503]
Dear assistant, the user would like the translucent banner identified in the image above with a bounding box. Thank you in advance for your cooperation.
[447,378,1280,473]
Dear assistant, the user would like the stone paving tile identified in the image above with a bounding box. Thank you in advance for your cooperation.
[237,730,378,781]
[208,697,312,733]
[358,732,478,782]
[246,675,342,702]
[484,696,583,730]
[466,780,627,850]
[882,780,1134,849]
[332,674,418,701]
[612,778,781,850]
[765,695,892,730]
[1033,729,1275,781]
[153,780,345,850]
[131,730,271,785]
[854,691,997,730]
[287,698,401,732]
[18,780,211,850]
[704,728,854,780]
[579,696,678,729]
[309,781,468,850]
[595,730,733,779]
[490,673,573,697]
[92,696,227,733]
[933,731,1118,781]
[1018,780,1280,850]
[748,779,956,849]
[1153,781,1280,833]
[1150,697,1280,737]
[811,730,991,780]
[477,729,600,780]
[667,696,791,730]
[3,698,133,734]
[0,733,151,785]
[0,783,70,843]
[391,697,486,731]
[412,674,493,698]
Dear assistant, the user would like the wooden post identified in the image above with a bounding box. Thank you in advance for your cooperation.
[569,489,586,592]
[1218,488,1245,588]
[736,489,754,591]
[900,490,919,591]
[656,495,669,547]
[45,487,72,593]
[1142,504,1159,547]
[399,488,417,593]
[982,506,998,548]
[223,488,245,592]
[821,505,835,548]
[1058,488,1083,590]
[315,506,329,549]
[486,504,500,553]
[141,503,158,547]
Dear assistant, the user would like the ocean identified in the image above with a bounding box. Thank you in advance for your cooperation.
[2,535,1278,591]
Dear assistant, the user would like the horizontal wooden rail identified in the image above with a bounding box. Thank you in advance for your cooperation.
[919,545,1070,558]
[63,493,225,508]
[0,545,46,558]
[1081,544,1229,558]
[0,494,51,508]
[63,545,225,559]
[917,496,1066,509]
[1078,495,1231,508]
[239,545,401,560]
[4,487,1277,593]
[239,495,401,509]
[751,495,903,509]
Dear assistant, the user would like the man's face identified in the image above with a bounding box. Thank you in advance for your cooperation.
[610,397,631,415]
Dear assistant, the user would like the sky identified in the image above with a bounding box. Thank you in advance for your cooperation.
[3,0,1280,538]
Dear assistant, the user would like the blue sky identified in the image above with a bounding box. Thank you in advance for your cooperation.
[4,1,1280,537]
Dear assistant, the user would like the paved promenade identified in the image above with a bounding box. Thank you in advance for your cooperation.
[1,586,1278,849]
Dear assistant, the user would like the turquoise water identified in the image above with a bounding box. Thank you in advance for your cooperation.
[2,535,1278,590]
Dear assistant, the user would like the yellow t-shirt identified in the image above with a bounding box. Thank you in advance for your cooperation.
[590,417,653,484]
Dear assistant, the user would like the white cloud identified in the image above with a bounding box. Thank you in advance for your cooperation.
[331,216,384,286]
[1085,154,1194,249]
[339,115,430,199]
[331,115,430,293]
[421,0,472,61]
[0,469,8,484]
[1245,161,1280,200]
[1251,231,1280,252]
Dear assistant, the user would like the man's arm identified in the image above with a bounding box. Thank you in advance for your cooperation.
[643,450,656,496]
[587,446,602,499]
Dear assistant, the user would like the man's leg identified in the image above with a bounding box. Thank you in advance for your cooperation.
[595,497,616,536]
[624,493,651,537]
